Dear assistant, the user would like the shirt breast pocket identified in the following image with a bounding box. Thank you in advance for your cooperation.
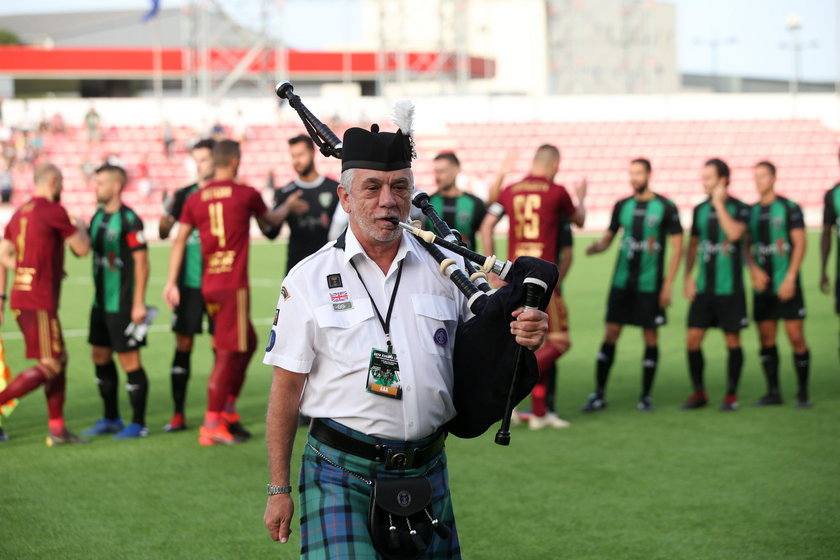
[314,299,376,371]
[411,294,458,359]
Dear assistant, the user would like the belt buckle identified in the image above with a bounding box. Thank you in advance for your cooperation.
[385,448,416,470]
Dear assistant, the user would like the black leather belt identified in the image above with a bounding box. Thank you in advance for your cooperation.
[310,418,446,470]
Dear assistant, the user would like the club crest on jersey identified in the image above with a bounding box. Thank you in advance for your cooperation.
[772,216,783,229]
[646,215,660,228]
[319,192,333,209]
[327,274,343,289]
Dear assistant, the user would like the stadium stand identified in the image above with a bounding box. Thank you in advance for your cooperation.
[5,118,837,231]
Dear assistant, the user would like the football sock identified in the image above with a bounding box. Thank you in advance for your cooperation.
[95,362,120,420]
[0,366,47,404]
[726,347,744,397]
[44,370,66,435]
[759,346,780,395]
[536,343,563,373]
[687,350,705,392]
[126,368,148,427]
[207,351,238,421]
[227,325,257,405]
[595,342,616,396]
[531,377,547,418]
[544,364,558,413]
[641,346,658,398]
[170,350,191,415]
[793,350,810,401]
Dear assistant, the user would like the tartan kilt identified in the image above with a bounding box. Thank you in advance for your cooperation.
[299,419,461,559]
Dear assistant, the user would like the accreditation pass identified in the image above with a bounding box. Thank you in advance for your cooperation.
[366,348,402,400]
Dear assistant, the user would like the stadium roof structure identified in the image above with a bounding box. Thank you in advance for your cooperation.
[0,46,494,81]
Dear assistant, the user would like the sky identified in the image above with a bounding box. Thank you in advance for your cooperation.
[0,0,836,83]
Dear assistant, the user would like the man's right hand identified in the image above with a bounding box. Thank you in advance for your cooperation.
[264,494,294,544]
[575,178,588,202]
[586,241,601,256]
[163,283,180,309]
[684,277,697,301]
[751,268,770,293]
[820,273,831,295]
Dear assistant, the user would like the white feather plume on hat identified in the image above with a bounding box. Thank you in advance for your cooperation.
[391,99,415,137]
[391,99,416,160]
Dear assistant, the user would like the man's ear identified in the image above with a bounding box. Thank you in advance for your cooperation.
[338,184,351,213]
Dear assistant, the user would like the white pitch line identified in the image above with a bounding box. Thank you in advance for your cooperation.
[63,277,282,288]
[1,317,275,341]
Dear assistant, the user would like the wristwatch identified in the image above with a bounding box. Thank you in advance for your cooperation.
[267,484,292,495]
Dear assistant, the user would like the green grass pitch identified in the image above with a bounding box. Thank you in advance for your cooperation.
[0,233,838,559]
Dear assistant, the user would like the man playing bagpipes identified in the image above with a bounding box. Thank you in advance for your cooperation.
[262,84,558,559]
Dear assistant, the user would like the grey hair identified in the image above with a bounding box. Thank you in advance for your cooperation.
[339,168,415,193]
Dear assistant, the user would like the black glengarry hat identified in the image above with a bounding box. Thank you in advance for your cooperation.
[341,100,416,172]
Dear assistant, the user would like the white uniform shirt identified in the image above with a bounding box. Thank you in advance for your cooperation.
[263,227,471,440]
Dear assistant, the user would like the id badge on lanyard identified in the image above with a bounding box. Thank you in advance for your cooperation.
[367,348,402,399]
[351,260,405,401]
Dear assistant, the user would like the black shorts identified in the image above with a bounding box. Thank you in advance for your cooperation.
[605,288,666,329]
[172,286,213,335]
[88,305,147,353]
[688,293,748,333]
[753,289,806,322]
[834,281,840,315]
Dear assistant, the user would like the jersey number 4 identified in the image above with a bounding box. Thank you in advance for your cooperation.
[513,194,541,240]
[209,202,226,248]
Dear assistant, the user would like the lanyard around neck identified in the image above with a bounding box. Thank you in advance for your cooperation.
[349,258,405,354]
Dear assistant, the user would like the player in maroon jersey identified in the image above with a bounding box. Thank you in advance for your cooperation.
[479,144,586,429]
[0,163,90,445]
[163,140,300,446]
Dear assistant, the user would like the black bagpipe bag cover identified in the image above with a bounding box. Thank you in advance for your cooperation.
[447,256,559,439]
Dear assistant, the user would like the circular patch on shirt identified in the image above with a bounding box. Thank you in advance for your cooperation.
[433,328,448,347]
[266,330,277,352]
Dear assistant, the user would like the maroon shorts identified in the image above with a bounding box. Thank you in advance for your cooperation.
[203,288,254,352]
[546,289,568,333]
[14,308,64,360]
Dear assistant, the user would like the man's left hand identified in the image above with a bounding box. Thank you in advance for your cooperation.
[510,308,549,351]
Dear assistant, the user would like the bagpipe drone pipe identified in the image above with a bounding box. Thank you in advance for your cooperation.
[275,81,559,443]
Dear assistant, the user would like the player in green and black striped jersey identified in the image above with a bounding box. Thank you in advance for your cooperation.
[428,152,487,249]
[158,139,216,431]
[819,148,840,361]
[84,165,151,439]
[745,161,810,408]
[683,158,750,411]
[582,159,683,413]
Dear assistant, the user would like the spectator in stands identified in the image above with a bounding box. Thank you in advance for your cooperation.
[233,110,248,145]
[210,121,225,142]
[85,106,101,145]
[0,157,12,205]
[137,155,152,197]
[162,121,175,158]
[50,112,66,135]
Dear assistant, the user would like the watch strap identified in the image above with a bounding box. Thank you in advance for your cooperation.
[267,484,292,495]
